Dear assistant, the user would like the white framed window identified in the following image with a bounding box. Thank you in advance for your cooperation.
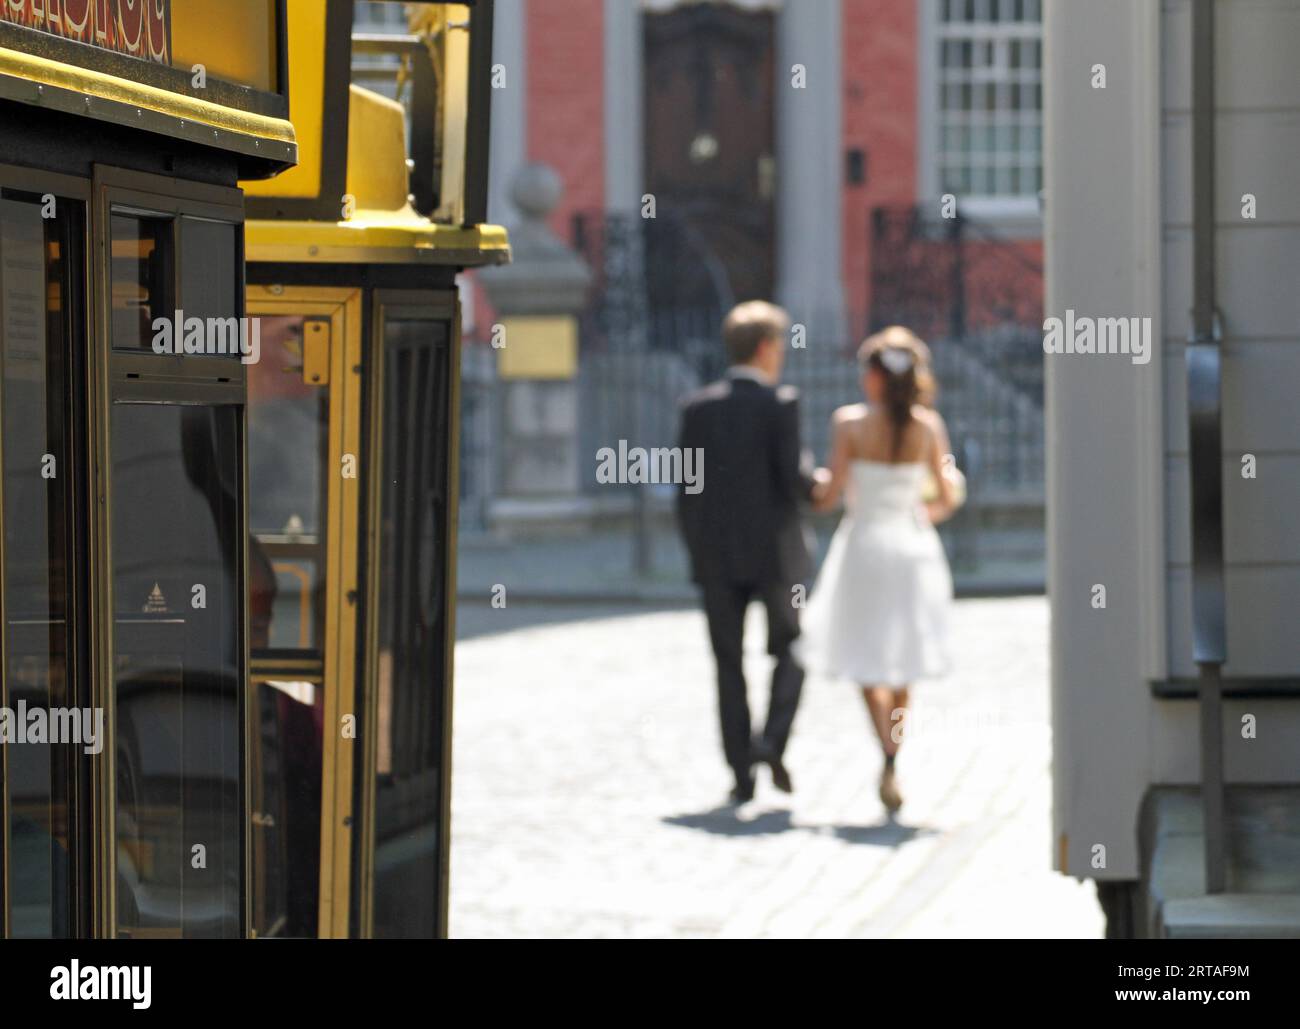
[919,0,1043,231]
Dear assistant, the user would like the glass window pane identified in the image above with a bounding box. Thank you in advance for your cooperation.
[180,218,241,359]
[111,403,242,938]
[371,317,451,938]
[2,194,76,938]
[246,311,329,939]
[248,316,329,653]
[250,676,322,937]
[110,213,170,352]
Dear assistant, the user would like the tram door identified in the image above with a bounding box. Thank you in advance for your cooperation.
[362,292,459,939]
[245,288,363,938]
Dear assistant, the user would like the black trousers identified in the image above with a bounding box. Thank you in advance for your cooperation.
[699,578,805,786]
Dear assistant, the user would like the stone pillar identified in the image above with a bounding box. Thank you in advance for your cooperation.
[603,0,644,215]
[488,0,527,227]
[775,0,846,339]
[480,164,592,529]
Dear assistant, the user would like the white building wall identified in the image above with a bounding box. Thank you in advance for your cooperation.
[1152,0,1300,783]
[1049,0,1300,880]
[1044,0,1163,880]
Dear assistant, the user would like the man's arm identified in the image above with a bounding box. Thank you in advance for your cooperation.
[771,388,819,504]
[676,397,699,521]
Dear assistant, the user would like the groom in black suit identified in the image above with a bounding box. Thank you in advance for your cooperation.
[676,301,825,804]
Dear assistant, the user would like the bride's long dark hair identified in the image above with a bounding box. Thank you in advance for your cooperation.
[858,326,935,460]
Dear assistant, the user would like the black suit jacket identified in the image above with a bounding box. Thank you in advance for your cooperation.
[676,374,818,587]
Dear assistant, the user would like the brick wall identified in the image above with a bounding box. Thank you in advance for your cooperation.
[525,0,605,241]
[519,0,928,312]
[842,0,919,327]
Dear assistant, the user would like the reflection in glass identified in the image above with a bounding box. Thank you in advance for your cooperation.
[111,403,242,938]
[247,313,330,937]
[249,316,329,651]
[250,677,322,938]
[372,319,451,938]
[1,194,75,937]
[110,214,170,352]
[180,218,240,357]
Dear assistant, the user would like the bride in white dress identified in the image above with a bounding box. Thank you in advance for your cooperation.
[797,326,961,814]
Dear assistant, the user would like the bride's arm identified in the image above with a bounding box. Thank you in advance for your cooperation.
[813,413,852,512]
[923,412,958,524]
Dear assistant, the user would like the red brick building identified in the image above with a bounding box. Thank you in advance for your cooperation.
[486,0,1044,330]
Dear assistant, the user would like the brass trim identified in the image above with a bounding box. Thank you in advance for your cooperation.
[247,287,362,938]
[245,243,511,269]
[0,22,288,118]
[0,46,297,169]
[340,290,365,937]
[356,293,384,939]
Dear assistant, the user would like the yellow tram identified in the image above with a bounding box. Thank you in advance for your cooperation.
[0,0,506,940]
[241,1,507,938]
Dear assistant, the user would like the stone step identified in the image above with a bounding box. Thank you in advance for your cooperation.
[1162,894,1300,939]
[1141,786,1300,938]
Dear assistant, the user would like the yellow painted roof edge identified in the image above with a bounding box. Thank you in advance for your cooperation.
[246,216,511,266]
[0,46,296,148]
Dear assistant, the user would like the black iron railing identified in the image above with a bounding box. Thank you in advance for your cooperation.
[458,207,1047,589]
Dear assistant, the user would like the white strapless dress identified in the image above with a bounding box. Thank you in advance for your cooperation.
[796,460,952,685]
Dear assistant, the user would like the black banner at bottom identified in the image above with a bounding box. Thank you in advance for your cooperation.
[0,940,1281,1014]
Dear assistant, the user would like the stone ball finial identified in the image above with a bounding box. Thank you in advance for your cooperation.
[511,162,563,221]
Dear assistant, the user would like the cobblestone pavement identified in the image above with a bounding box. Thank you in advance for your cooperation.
[450,595,1104,938]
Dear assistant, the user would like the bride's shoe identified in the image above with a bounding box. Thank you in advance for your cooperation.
[879,766,903,813]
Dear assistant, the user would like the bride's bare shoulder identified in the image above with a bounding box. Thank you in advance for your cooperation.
[831,403,868,425]
[912,405,950,448]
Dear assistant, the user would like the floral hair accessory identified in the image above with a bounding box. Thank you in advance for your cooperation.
[879,347,914,374]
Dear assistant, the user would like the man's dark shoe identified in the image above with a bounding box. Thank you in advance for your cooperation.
[751,738,793,794]
[768,758,793,794]
[729,778,755,805]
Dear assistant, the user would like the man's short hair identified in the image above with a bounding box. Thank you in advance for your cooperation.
[722,301,790,364]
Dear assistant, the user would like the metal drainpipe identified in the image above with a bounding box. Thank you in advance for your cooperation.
[1187,0,1228,894]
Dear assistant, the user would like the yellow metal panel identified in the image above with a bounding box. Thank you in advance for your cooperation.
[320,289,363,938]
[245,218,512,266]
[244,0,326,200]
[497,316,578,380]
[345,86,409,213]
[171,0,277,92]
[302,318,331,385]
